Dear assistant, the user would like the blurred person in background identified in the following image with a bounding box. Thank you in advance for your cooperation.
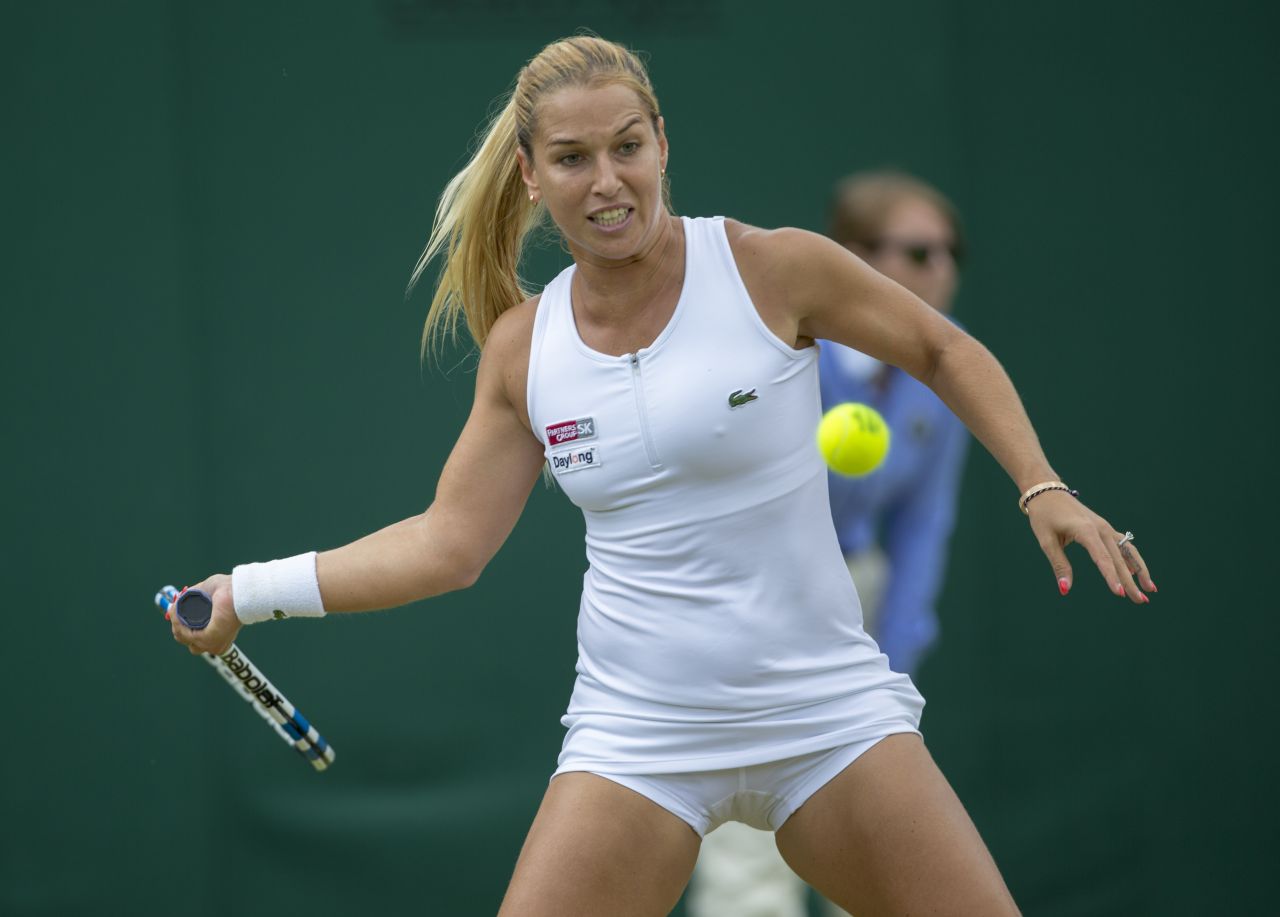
[690,170,970,917]
[821,170,969,674]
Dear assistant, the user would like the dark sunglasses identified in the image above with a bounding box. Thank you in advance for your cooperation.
[867,238,963,268]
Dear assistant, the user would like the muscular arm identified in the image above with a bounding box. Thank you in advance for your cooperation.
[727,221,1153,602]
[172,301,555,654]
[317,303,546,611]
[731,223,1055,491]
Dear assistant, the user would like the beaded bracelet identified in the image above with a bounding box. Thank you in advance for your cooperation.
[1018,481,1080,515]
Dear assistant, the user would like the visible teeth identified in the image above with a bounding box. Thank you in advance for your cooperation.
[592,208,629,226]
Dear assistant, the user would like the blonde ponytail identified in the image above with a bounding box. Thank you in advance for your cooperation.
[409,96,539,354]
[410,35,664,356]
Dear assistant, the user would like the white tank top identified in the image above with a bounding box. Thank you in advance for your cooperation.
[528,217,923,774]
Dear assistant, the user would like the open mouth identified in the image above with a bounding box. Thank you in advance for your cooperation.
[589,207,633,228]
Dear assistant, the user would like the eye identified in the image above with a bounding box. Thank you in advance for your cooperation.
[619,140,640,155]
[559,152,583,166]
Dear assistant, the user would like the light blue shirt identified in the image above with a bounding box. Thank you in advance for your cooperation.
[818,340,969,674]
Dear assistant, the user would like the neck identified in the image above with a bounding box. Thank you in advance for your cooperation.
[570,214,683,323]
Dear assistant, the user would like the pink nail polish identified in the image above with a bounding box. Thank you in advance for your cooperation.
[1113,582,1124,596]
[1150,582,1158,593]
[1058,578,1070,596]
[1140,594,1150,604]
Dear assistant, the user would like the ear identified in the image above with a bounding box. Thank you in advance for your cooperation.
[656,115,669,174]
[516,147,539,203]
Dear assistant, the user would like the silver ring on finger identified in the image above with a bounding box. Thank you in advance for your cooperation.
[1117,531,1135,548]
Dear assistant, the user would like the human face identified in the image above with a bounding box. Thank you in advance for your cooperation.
[517,83,668,263]
[859,198,959,313]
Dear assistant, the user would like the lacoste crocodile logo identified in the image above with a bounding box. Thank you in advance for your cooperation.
[728,388,759,408]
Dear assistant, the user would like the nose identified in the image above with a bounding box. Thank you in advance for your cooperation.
[591,157,622,198]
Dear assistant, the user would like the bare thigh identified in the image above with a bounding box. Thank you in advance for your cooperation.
[498,772,702,917]
[774,734,1020,917]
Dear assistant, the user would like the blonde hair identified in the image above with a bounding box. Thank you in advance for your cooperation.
[410,35,667,354]
[828,170,966,263]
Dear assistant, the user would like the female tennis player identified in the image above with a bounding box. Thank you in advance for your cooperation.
[171,35,1154,917]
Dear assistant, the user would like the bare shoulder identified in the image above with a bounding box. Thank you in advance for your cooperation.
[477,295,541,430]
[724,219,842,273]
[485,294,540,357]
[723,219,853,303]
[722,220,847,346]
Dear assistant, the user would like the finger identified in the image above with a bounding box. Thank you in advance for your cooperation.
[1103,532,1147,603]
[169,588,187,637]
[1078,528,1128,599]
[1120,541,1155,593]
[1037,532,1074,596]
[170,612,199,647]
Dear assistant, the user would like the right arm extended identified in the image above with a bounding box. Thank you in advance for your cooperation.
[171,304,547,654]
[314,338,546,610]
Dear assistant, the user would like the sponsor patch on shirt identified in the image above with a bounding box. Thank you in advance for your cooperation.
[550,445,600,474]
[546,417,596,446]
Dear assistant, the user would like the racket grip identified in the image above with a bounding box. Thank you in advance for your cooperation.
[173,588,215,630]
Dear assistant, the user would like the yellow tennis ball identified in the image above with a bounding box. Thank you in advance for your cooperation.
[817,403,890,477]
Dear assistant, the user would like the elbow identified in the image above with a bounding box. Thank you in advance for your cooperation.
[428,549,484,595]
[449,561,483,593]
[921,325,979,390]
[434,542,488,594]
[410,512,487,596]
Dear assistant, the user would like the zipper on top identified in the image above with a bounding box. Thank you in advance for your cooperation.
[628,352,662,469]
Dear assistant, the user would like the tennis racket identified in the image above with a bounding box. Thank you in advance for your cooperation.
[155,585,336,771]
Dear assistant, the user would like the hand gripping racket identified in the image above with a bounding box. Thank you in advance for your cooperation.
[155,586,336,771]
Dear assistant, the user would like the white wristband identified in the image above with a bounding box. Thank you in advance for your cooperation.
[231,551,326,625]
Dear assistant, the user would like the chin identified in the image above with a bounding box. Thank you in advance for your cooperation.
[586,217,648,254]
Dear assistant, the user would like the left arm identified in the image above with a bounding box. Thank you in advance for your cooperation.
[728,222,1154,602]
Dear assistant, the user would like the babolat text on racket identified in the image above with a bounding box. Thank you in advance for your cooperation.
[155,586,336,771]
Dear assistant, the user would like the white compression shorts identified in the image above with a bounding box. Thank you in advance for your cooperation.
[558,729,917,837]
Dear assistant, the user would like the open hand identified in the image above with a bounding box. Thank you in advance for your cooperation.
[1028,491,1155,603]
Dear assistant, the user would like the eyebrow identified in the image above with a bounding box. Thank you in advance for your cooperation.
[546,115,645,148]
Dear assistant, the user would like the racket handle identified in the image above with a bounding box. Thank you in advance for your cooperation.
[174,588,215,630]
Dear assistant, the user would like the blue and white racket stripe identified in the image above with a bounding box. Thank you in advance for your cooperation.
[156,586,336,771]
[202,638,304,749]
[261,677,332,759]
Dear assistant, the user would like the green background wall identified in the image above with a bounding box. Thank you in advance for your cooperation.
[5,1,1274,914]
